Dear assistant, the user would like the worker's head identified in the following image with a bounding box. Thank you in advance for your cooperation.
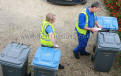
[46,13,56,23]
[90,2,100,13]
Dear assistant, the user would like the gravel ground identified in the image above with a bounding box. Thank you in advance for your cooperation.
[0,0,120,76]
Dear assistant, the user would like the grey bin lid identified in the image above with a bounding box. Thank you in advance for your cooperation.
[0,42,30,68]
[97,32,121,51]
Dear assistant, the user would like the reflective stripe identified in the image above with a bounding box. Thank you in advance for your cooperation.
[75,8,96,35]
[41,23,49,35]
[40,22,50,41]
[40,37,50,41]
[75,8,88,35]
[94,13,96,20]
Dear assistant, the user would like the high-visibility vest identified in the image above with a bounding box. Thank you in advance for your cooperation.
[75,8,96,35]
[40,20,56,47]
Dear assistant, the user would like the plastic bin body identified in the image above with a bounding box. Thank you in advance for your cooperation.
[94,32,121,72]
[94,50,117,72]
[1,60,28,76]
[33,66,57,76]
[31,47,61,76]
[0,42,30,76]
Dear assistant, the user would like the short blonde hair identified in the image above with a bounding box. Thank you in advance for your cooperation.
[46,13,56,21]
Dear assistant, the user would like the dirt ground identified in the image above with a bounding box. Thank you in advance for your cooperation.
[0,0,120,76]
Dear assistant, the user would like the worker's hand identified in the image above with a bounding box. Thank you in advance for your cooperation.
[54,44,59,48]
[90,28,98,32]
[98,25,102,29]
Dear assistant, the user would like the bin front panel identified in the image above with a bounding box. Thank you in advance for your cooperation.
[34,67,56,76]
[2,65,24,76]
[1,60,28,76]
[94,51,117,72]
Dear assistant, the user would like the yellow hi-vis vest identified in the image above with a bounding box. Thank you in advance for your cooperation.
[75,8,96,35]
[40,20,56,47]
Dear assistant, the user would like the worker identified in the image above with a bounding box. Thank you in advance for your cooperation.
[40,13,64,69]
[73,2,102,59]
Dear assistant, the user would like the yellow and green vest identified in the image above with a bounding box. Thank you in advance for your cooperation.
[75,8,96,35]
[40,20,56,47]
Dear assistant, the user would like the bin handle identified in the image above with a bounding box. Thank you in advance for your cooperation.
[38,70,50,74]
[8,69,16,72]
[120,43,121,51]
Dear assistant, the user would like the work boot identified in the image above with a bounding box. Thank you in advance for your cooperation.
[58,64,64,69]
[84,52,91,56]
[80,52,90,56]
[73,51,80,59]
[27,72,31,76]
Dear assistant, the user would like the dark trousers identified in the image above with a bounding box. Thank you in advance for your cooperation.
[73,31,90,54]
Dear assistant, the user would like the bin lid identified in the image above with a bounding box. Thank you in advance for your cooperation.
[32,47,61,70]
[97,16,118,30]
[97,32,121,51]
[0,42,30,68]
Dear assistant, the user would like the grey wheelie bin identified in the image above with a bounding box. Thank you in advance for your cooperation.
[91,16,121,72]
[93,32,121,72]
[31,47,61,76]
[0,42,30,76]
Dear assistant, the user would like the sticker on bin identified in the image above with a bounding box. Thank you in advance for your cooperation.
[32,47,61,70]
[97,16,118,30]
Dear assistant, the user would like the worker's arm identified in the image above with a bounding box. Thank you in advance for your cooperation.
[78,13,86,29]
[78,14,97,32]
[49,32,59,48]
[46,25,59,48]
[95,21,102,28]
[84,27,97,32]
[94,14,102,28]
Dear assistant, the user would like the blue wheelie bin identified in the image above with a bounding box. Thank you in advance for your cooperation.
[31,47,61,76]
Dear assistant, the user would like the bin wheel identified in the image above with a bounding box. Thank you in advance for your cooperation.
[80,0,87,4]
[47,0,51,1]
[93,46,96,53]
[26,72,31,76]
[91,54,94,62]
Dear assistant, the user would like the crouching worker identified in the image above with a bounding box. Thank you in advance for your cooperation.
[40,13,64,69]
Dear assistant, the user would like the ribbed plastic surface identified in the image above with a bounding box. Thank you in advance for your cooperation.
[32,47,61,70]
[97,16,118,30]
[0,42,30,68]
[97,32,121,51]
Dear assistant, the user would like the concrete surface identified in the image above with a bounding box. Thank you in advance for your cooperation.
[0,0,120,76]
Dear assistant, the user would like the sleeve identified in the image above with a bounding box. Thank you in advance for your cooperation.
[46,25,53,34]
[78,13,86,29]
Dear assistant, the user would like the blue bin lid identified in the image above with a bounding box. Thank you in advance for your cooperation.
[97,16,118,30]
[32,47,61,70]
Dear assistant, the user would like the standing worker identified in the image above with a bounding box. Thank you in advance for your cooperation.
[73,2,102,59]
[40,13,64,69]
